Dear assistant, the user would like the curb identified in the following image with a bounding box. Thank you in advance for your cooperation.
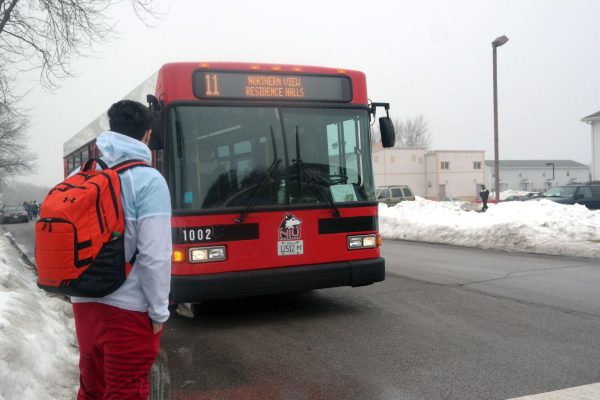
[3,230,35,268]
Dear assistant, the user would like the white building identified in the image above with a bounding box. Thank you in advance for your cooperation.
[484,160,590,192]
[372,147,428,197]
[425,150,485,200]
[581,110,600,181]
[372,145,485,200]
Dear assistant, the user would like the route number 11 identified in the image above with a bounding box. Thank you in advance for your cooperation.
[205,73,220,96]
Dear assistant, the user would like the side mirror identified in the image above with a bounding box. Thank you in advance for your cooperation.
[147,94,164,150]
[379,117,395,148]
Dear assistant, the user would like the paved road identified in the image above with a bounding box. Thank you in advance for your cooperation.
[158,243,600,400]
[4,222,600,399]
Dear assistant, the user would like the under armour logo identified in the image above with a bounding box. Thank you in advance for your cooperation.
[63,197,76,204]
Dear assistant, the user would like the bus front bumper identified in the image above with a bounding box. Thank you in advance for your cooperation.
[170,257,385,303]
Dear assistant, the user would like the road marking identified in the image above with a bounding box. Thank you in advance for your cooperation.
[508,383,600,400]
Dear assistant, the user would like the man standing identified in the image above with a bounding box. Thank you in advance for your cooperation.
[480,184,490,212]
[71,100,172,399]
[31,200,39,220]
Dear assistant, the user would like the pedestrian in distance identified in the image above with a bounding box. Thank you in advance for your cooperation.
[31,200,39,220]
[71,100,172,400]
[480,184,490,212]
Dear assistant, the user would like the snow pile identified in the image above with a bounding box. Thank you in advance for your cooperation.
[379,198,600,258]
[0,234,78,400]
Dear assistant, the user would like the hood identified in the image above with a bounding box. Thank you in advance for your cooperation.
[96,131,152,165]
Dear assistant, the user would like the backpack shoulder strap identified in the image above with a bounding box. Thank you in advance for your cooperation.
[82,158,109,172]
[111,159,151,174]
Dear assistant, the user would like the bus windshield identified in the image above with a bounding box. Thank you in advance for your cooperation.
[166,106,375,211]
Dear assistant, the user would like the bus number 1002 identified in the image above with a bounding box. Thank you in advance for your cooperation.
[182,228,212,242]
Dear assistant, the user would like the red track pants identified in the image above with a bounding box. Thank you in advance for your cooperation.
[73,303,162,400]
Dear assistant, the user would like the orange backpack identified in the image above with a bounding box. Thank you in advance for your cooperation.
[35,159,149,297]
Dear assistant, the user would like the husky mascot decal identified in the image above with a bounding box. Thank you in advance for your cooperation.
[279,214,302,240]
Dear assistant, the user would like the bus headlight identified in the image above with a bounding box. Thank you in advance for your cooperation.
[347,234,377,249]
[189,246,227,263]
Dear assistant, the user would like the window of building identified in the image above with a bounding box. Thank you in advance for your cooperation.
[390,156,396,163]
[566,170,570,176]
[412,154,416,162]
[441,161,450,170]
[374,155,379,163]
[418,157,423,164]
[473,161,482,169]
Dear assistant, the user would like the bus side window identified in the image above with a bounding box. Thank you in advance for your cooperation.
[92,143,99,159]
[82,149,89,163]
[67,156,75,174]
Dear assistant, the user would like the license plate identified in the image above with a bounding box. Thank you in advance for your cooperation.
[277,240,304,256]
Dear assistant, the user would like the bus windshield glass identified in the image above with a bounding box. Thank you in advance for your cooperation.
[166,106,374,210]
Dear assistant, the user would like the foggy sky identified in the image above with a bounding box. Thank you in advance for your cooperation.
[16,0,600,186]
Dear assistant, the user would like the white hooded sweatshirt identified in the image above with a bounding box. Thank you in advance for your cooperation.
[71,131,172,323]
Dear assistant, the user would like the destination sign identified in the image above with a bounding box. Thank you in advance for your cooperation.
[192,71,352,102]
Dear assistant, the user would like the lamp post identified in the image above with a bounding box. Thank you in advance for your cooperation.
[492,35,509,201]
[546,162,555,184]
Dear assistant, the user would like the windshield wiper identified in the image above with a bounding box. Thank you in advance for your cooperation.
[236,126,281,223]
[291,127,341,218]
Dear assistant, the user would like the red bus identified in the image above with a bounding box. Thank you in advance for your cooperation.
[63,62,395,303]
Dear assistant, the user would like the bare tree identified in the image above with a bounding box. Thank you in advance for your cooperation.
[394,115,431,149]
[0,0,159,97]
[0,0,159,181]
[370,121,381,144]
[0,107,36,184]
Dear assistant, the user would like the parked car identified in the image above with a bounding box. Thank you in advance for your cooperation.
[504,192,543,202]
[0,204,30,224]
[535,184,600,209]
[376,185,415,206]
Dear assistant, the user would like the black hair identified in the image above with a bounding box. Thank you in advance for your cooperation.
[107,100,152,140]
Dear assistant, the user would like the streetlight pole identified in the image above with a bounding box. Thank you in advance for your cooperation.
[492,35,509,202]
